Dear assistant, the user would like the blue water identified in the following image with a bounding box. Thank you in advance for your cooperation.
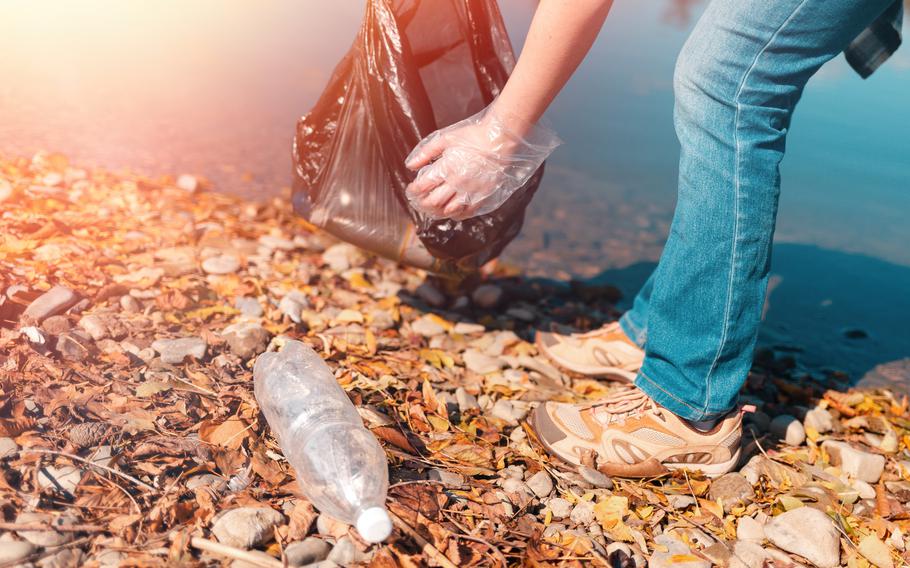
[0,0,907,384]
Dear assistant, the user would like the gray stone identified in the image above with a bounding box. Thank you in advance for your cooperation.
[327,536,368,565]
[0,540,35,564]
[649,533,710,568]
[221,322,269,359]
[501,478,532,500]
[0,436,19,458]
[569,500,595,525]
[471,284,503,309]
[546,497,572,519]
[739,455,809,487]
[16,511,78,547]
[455,387,480,412]
[235,297,264,318]
[259,234,296,251]
[804,408,835,434]
[462,349,505,374]
[667,494,696,509]
[708,473,755,513]
[0,179,12,203]
[78,314,109,340]
[55,332,92,361]
[822,440,885,483]
[186,474,221,490]
[854,479,877,500]
[322,244,360,272]
[427,468,465,488]
[765,507,839,568]
[42,315,71,334]
[120,294,141,313]
[770,414,806,446]
[279,292,308,323]
[411,315,446,337]
[285,537,332,566]
[526,471,554,498]
[736,515,765,542]
[490,399,521,425]
[23,286,79,322]
[211,507,285,549]
[578,466,613,489]
[176,174,199,192]
[38,465,82,494]
[202,254,241,275]
[453,322,485,335]
[415,282,446,308]
[152,337,207,364]
[154,246,197,276]
[729,540,771,568]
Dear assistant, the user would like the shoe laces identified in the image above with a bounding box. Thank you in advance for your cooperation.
[587,387,661,425]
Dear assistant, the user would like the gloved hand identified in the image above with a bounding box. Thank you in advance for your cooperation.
[405,105,561,221]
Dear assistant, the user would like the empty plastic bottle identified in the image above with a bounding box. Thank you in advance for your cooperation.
[254,340,392,543]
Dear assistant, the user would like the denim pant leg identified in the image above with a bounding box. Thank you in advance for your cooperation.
[634,0,895,421]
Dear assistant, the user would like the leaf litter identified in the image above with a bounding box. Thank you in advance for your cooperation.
[0,152,909,567]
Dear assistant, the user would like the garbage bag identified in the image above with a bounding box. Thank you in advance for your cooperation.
[291,0,548,276]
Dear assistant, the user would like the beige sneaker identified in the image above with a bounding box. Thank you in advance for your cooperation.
[530,387,743,478]
[535,322,644,382]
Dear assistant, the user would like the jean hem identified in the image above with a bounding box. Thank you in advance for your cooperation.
[618,313,647,348]
[634,371,732,422]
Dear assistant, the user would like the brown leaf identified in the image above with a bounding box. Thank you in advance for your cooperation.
[199,418,250,450]
[372,426,418,454]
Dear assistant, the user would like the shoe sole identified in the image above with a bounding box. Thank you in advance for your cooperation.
[534,333,638,383]
[529,405,741,479]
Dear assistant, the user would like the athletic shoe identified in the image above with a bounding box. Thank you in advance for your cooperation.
[535,322,644,382]
[530,386,743,478]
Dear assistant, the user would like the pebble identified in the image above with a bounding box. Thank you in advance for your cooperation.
[569,500,595,525]
[427,468,465,488]
[453,321,485,335]
[259,234,296,251]
[739,455,808,487]
[322,243,359,272]
[221,322,270,359]
[327,536,368,565]
[667,494,696,509]
[472,284,503,309]
[728,540,770,568]
[152,337,207,364]
[235,297,264,318]
[769,414,806,446]
[186,473,221,490]
[0,539,34,564]
[764,507,840,568]
[55,331,92,361]
[42,314,71,334]
[546,497,572,519]
[0,437,18,458]
[38,464,82,494]
[202,254,241,275]
[578,466,613,489]
[93,549,125,567]
[23,285,79,322]
[462,349,505,374]
[736,515,765,542]
[176,173,199,192]
[114,266,165,288]
[411,315,446,337]
[0,178,12,202]
[279,292,309,323]
[16,511,78,547]
[708,472,755,513]
[804,407,835,434]
[415,282,446,308]
[525,471,554,498]
[455,387,480,412]
[120,294,141,313]
[211,507,285,549]
[822,440,885,483]
[490,399,522,425]
[853,479,877,500]
[285,537,332,566]
[605,543,634,568]
[649,533,710,568]
[858,534,893,568]
[78,314,109,340]
[500,477,532,499]
[154,246,197,276]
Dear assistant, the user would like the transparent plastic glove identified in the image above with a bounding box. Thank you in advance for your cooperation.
[405,106,561,221]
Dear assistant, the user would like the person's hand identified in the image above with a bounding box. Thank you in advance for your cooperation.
[404,106,560,221]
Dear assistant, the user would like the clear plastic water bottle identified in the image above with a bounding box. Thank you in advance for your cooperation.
[254,340,392,543]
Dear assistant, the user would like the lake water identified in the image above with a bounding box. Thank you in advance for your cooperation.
[1,0,907,387]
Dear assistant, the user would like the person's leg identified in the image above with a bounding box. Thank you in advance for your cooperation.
[618,272,652,348]
[636,0,895,421]
[532,0,894,477]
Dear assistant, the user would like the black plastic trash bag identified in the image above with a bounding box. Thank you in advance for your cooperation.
[292,0,546,276]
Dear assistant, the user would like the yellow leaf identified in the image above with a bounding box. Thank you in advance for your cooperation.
[427,414,450,433]
[778,495,805,511]
[805,425,820,443]
[136,381,171,398]
[335,309,364,323]
[346,271,371,288]
[636,505,654,520]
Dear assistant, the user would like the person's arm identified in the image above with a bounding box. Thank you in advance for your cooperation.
[405,0,614,220]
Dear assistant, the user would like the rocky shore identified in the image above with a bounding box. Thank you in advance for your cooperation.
[1,152,908,567]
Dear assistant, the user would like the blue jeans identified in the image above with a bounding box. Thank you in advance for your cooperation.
[619,0,895,421]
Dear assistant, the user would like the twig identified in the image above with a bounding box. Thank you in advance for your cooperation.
[388,510,458,568]
[0,521,106,532]
[183,536,284,568]
[22,449,157,492]
[454,533,510,568]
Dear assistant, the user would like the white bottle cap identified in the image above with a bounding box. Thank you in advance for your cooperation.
[356,507,393,543]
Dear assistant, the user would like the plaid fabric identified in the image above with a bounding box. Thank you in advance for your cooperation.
[845,1,903,78]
